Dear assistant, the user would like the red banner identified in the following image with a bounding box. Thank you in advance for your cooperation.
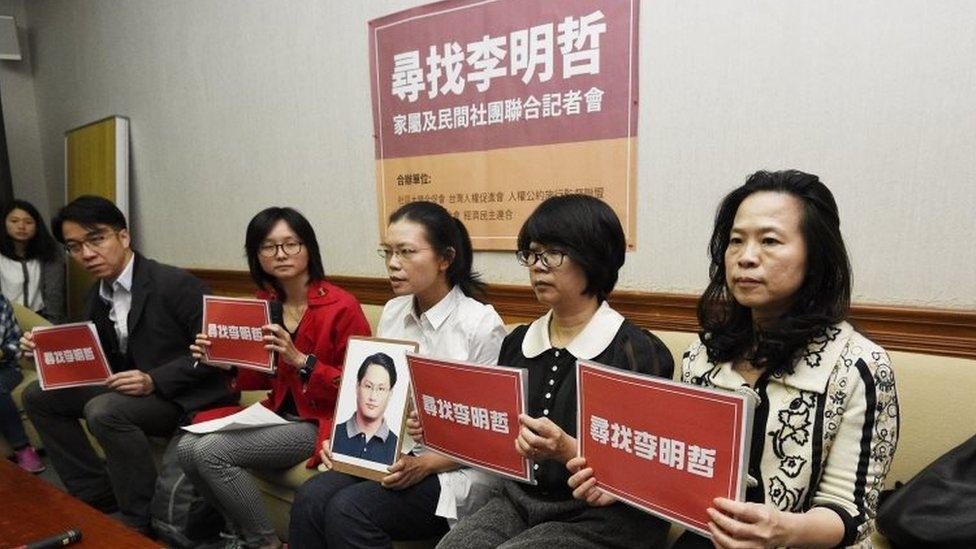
[577,360,754,537]
[32,322,112,390]
[202,296,274,373]
[369,0,639,250]
[407,354,534,483]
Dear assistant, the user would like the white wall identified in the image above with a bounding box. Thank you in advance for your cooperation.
[19,1,976,309]
[0,0,47,214]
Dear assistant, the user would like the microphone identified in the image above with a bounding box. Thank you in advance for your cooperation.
[269,301,284,327]
[16,529,82,549]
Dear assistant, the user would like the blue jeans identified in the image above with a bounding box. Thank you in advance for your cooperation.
[0,366,29,450]
[289,470,448,549]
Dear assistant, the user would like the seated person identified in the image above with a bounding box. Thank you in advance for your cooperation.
[331,352,400,466]
[569,170,900,548]
[0,293,44,472]
[289,201,507,549]
[437,194,674,549]
[18,195,237,532]
[1,199,65,323]
[181,206,370,549]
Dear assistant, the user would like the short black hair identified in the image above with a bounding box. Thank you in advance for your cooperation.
[389,201,484,298]
[51,195,128,244]
[244,207,326,297]
[1,200,59,261]
[356,352,397,388]
[698,169,852,375]
[517,194,626,301]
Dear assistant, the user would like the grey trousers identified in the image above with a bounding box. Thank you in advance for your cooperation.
[437,481,669,549]
[21,380,183,528]
[177,421,318,548]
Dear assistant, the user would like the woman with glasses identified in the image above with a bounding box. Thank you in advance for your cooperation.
[569,171,899,548]
[178,207,371,549]
[437,194,674,549]
[290,201,507,549]
[0,200,65,323]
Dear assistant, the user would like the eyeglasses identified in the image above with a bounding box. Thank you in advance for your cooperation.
[64,230,117,256]
[376,247,431,261]
[258,241,304,258]
[516,249,567,268]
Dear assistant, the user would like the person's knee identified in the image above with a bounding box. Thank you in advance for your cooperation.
[175,435,203,471]
[21,380,45,414]
[323,487,364,533]
[293,474,341,525]
[82,393,129,435]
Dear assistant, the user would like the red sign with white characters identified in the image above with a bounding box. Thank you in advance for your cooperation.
[32,322,112,390]
[202,296,274,373]
[407,353,534,483]
[577,359,754,537]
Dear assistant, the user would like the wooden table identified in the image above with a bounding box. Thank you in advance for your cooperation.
[0,457,159,548]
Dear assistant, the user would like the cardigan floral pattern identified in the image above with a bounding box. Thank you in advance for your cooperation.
[682,322,899,547]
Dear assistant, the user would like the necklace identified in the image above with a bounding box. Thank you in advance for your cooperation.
[283,302,307,329]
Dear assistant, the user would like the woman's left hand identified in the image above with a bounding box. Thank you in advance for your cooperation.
[706,498,787,549]
[262,324,304,368]
[381,454,430,490]
[514,414,576,463]
[405,410,424,443]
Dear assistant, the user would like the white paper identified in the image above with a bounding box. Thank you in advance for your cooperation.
[181,402,290,434]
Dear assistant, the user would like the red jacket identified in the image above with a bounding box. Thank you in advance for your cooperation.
[202,280,371,468]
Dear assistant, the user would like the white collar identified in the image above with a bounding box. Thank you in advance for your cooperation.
[521,301,625,359]
[406,285,462,331]
[345,415,391,442]
[99,252,135,299]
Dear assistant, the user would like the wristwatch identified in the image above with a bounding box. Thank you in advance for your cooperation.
[298,354,317,381]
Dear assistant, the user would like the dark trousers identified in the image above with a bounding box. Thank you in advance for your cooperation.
[0,367,28,449]
[21,380,182,528]
[289,470,449,549]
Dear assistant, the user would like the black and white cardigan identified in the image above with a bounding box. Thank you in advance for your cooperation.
[682,322,899,547]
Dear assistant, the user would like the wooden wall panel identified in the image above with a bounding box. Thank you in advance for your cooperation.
[189,269,976,360]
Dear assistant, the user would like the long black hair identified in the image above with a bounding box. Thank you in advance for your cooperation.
[517,194,626,302]
[698,170,852,375]
[244,207,326,297]
[389,201,484,298]
[2,200,59,261]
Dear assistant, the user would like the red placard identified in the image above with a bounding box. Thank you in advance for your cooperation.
[577,360,754,537]
[202,296,274,373]
[32,322,112,390]
[407,353,534,483]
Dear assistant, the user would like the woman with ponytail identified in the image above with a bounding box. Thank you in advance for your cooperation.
[290,201,507,548]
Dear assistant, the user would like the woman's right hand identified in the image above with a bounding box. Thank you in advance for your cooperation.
[406,410,424,443]
[18,331,35,359]
[189,333,232,370]
[567,456,617,507]
[316,439,333,472]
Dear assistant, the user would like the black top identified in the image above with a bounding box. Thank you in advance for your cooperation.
[499,319,674,499]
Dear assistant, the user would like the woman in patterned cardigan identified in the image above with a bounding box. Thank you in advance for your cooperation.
[569,170,898,548]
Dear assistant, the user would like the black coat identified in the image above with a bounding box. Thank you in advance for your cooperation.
[84,253,238,413]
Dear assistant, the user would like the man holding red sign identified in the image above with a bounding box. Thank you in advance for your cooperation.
[18,196,237,533]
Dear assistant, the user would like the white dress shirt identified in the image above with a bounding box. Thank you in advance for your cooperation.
[0,255,43,311]
[98,253,135,353]
[376,285,508,525]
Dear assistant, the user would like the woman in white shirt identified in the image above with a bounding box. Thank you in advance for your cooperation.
[289,201,507,548]
[0,200,65,323]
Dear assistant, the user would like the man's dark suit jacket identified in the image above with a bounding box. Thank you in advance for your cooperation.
[84,253,238,413]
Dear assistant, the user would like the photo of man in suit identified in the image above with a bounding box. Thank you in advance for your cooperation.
[18,195,238,533]
[331,352,399,466]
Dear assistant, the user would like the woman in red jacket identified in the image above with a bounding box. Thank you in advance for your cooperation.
[179,207,371,549]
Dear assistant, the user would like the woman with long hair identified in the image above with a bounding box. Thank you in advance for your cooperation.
[0,200,65,323]
[570,171,899,548]
[289,201,507,549]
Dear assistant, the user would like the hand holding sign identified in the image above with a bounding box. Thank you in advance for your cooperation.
[381,454,431,491]
[515,414,576,464]
[706,498,790,549]
[189,333,232,371]
[262,324,304,368]
[18,330,35,358]
[567,456,617,507]
[405,410,423,443]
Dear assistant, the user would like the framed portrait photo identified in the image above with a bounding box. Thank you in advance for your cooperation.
[329,336,419,481]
